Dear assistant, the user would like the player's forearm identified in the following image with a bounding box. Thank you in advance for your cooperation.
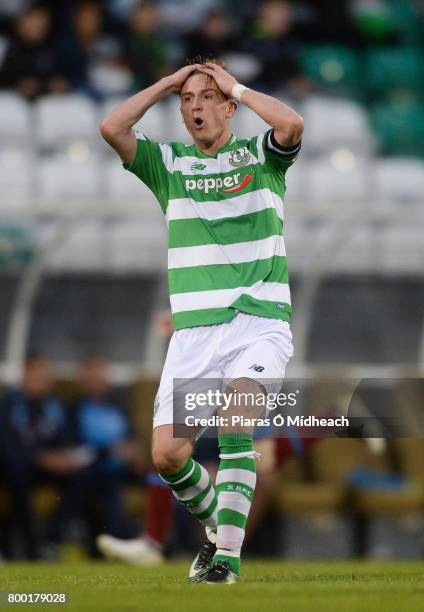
[100,76,174,139]
[240,89,304,146]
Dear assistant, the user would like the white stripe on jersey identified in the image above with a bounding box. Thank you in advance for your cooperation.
[168,235,286,269]
[165,188,284,223]
[170,281,291,312]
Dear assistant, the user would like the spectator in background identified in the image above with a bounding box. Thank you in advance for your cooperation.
[294,0,366,47]
[0,354,86,559]
[183,9,237,63]
[242,0,308,94]
[0,4,68,99]
[68,357,143,543]
[127,2,171,91]
[58,1,128,99]
[158,0,216,34]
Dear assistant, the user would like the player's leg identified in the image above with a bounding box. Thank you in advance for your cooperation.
[152,425,218,529]
[205,377,263,584]
[204,314,293,583]
[152,424,219,579]
[150,322,225,578]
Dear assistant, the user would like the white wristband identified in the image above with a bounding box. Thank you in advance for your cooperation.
[231,83,249,102]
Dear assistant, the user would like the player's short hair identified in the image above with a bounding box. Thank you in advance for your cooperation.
[182,55,230,100]
[185,55,226,70]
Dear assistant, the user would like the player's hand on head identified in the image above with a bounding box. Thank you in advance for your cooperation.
[167,64,202,94]
[197,63,238,98]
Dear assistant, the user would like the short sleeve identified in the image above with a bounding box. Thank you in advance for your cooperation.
[123,132,169,213]
[261,129,302,176]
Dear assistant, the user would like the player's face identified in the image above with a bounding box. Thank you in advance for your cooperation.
[180,73,235,145]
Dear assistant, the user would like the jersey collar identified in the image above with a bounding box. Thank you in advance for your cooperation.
[193,133,237,159]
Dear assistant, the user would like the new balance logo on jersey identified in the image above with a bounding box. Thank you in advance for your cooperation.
[185,172,252,195]
[190,162,207,171]
[249,364,265,372]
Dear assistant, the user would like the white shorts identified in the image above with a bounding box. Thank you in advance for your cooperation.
[153,312,294,429]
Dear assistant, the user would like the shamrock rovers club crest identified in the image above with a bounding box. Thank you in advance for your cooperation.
[229,147,251,167]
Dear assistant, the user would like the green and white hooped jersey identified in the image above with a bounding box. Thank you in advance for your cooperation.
[124,129,301,330]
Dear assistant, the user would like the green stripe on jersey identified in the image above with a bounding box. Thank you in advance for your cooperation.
[168,209,282,249]
[168,256,288,295]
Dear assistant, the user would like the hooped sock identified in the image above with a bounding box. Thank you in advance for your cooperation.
[159,458,217,529]
[214,433,257,575]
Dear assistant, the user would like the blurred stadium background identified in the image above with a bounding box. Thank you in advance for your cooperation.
[0,0,424,564]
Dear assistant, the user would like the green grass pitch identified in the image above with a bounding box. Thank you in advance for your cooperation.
[1,561,424,612]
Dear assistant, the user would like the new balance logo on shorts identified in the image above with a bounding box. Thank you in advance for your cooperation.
[249,364,265,372]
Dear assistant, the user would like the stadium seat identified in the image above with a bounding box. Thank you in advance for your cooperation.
[133,101,170,143]
[89,62,132,98]
[307,156,369,205]
[353,483,424,517]
[99,96,126,118]
[283,158,309,204]
[301,46,361,96]
[0,149,32,204]
[365,47,424,97]
[48,222,105,270]
[381,227,424,273]
[393,439,424,484]
[38,154,100,200]
[34,94,98,152]
[351,437,424,555]
[277,482,346,514]
[103,159,166,222]
[108,221,167,271]
[370,101,424,157]
[310,439,386,483]
[374,158,424,203]
[103,158,153,199]
[0,92,31,147]
[301,96,374,157]
[275,437,376,559]
[232,105,269,140]
[221,52,261,83]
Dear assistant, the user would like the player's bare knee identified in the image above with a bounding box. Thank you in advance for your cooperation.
[223,377,268,427]
[151,436,192,475]
[151,446,182,474]
[227,377,266,396]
